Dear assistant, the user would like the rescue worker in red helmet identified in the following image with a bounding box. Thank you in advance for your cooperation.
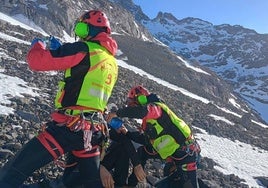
[106,85,201,188]
[0,10,118,188]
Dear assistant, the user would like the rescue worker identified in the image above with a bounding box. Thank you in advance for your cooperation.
[0,10,118,188]
[106,85,201,188]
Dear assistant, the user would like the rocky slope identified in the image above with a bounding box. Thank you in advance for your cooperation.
[0,0,267,187]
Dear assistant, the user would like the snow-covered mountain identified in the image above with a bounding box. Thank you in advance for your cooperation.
[118,0,268,124]
[0,0,268,187]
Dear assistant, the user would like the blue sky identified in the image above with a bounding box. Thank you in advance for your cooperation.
[133,0,268,34]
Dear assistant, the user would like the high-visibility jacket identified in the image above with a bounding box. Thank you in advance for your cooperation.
[143,102,192,159]
[27,32,118,112]
[55,41,118,111]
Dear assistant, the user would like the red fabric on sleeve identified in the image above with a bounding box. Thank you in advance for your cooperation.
[27,43,86,71]
[144,104,162,120]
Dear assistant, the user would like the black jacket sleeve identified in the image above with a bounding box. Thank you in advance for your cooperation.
[116,105,148,119]
[108,128,141,167]
[125,131,147,145]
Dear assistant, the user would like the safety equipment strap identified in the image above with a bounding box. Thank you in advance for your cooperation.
[72,145,100,158]
[50,110,109,159]
[170,138,201,161]
[37,130,64,160]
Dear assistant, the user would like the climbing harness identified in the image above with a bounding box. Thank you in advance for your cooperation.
[171,136,201,161]
[36,109,110,168]
[51,109,109,151]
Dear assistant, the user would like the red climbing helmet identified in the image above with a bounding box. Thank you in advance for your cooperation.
[79,10,111,34]
[127,85,150,106]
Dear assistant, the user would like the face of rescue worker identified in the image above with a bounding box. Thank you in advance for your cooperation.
[126,97,138,107]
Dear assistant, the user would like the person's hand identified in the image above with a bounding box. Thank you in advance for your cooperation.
[49,36,62,50]
[100,165,114,188]
[30,38,46,48]
[116,125,128,134]
[133,164,146,182]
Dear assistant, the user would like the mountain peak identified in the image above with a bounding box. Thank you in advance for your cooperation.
[154,11,178,22]
[139,9,268,124]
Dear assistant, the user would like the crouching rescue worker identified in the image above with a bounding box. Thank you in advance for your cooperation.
[0,10,118,188]
[106,85,201,188]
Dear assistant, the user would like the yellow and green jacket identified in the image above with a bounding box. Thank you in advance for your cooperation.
[27,32,118,113]
[117,102,192,159]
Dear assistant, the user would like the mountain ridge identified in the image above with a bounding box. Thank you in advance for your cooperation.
[118,1,268,123]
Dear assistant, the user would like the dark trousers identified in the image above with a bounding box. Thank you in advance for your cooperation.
[0,121,103,188]
[0,138,54,188]
[62,153,101,188]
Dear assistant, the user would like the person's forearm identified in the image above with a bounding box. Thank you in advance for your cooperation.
[27,42,87,71]
[126,131,146,145]
[116,106,147,119]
